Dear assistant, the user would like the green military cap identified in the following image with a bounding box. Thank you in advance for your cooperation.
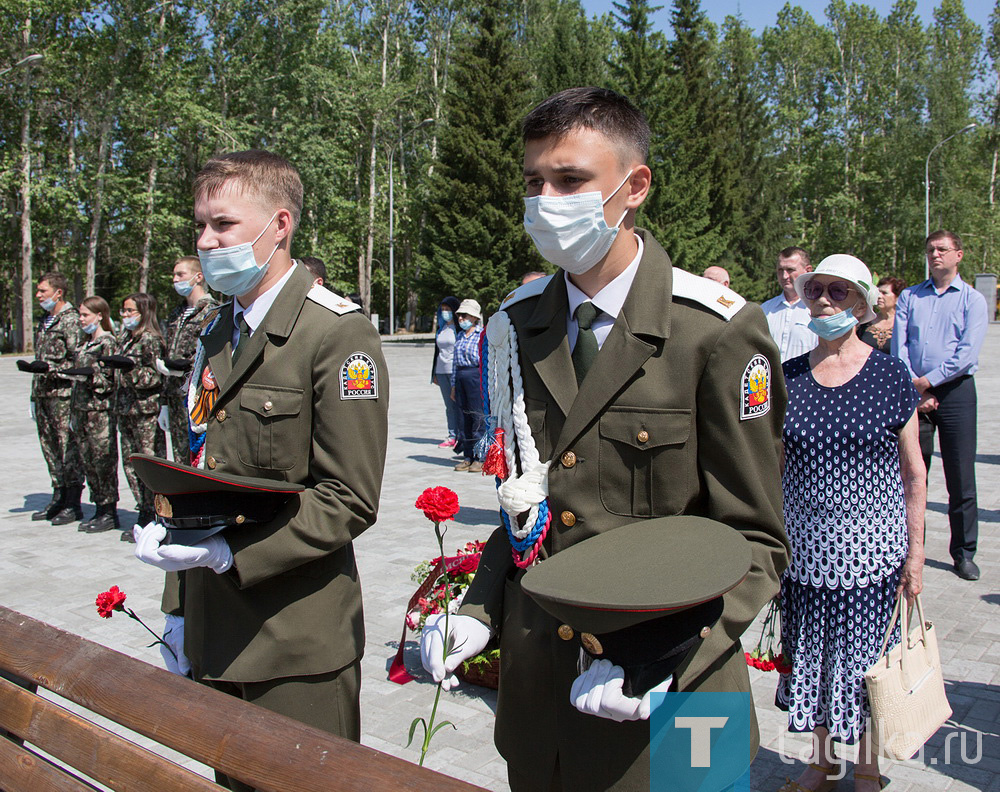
[521,516,751,696]
[130,454,304,546]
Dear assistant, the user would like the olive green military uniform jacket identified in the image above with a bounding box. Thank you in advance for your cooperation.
[173,264,389,683]
[32,305,80,400]
[460,231,789,791]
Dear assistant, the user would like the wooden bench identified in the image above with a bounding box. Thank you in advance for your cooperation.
[0,606,487,791]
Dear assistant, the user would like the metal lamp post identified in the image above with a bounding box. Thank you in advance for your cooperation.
[924,123,977,280]
[388,118,433,336]
[0,53,43,79]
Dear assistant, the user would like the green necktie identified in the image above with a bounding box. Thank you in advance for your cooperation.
[232,313,252,366]
[572,301,599,385]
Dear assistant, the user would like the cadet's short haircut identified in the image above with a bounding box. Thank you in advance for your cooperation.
[926,229,962,251]
[300,256,327,283]
[81,295,113,332]
[778,246,811,268]
[522,87,650,165]
[39,271,69,296]
[123,293,163,338]
[175,255,202,273]
[193,150,303,232]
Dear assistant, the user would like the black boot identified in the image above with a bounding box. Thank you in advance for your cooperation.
[31,487,64,521]
[121,508,150,543]
[51,485,84,525]
[80,503,120,533]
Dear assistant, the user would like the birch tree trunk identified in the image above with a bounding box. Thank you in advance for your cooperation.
[18,17,34,353]
[85,117,111,295]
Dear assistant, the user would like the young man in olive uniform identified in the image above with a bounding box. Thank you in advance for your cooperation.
[421,88,789,791]
[23,271,85,524]
[157,256,218,465]
[134,151,388,786]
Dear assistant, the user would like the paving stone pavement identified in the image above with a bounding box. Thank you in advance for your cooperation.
[1,328,998,792]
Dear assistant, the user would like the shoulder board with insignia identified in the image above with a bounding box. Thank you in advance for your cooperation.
[307,285,361,315]
[500,274,553,310]
[201,303,227,331]
[671,268,746,322]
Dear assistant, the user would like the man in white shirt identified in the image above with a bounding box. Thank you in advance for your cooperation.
[760,246,817,361]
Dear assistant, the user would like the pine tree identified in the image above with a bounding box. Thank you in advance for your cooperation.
[417,1,537,314]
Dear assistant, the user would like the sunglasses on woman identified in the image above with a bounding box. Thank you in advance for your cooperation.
[802,279,853,302]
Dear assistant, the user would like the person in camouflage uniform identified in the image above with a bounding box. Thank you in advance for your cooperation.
[157,256,217,465]
[105,292,166,540]
[17,271,85,524]
[66,296,121,533]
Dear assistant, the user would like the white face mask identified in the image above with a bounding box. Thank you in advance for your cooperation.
[522,170,633,275]
[198,213,279,296]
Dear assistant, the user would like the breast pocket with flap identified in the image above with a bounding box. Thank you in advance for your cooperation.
[237,384,304,471]
[598,407,693,517]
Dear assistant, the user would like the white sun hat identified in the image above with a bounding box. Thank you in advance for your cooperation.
[794,254,877,323]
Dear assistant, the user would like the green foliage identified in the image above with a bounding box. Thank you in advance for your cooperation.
[0,0,997,350]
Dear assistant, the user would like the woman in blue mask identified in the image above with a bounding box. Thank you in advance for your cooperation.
[431,296,462,450]
[775,255,926,792]
[107,293,166,540]
[65,296,121,534]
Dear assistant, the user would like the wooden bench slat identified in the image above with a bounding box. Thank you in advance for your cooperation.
[0,738,101,792]
[0,607,487,792]
[0,676,223,792]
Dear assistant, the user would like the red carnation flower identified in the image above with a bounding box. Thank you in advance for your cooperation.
[415,487,460,524]
[96,585,127,619]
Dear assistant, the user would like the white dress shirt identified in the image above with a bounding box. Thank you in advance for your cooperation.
[760,293,817,362]
[232,263,298,348]
[566,236,644,352]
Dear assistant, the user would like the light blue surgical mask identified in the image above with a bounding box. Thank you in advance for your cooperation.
[173,278,196,297]
[82,321,99,335]
[123,316,140,331]
[40,297,57,312]
[808,309,859,341]
[440,310,453,323]
[458,319,473,331]
[198,213,279,296]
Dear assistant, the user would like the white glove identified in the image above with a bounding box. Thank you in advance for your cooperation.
[134,522,233,573]
[419,613,492,691]
[570,659,673,722]
[29,401,35,421]
[156,358,184,378]
[161,614,191,676]
[157,405,170,431]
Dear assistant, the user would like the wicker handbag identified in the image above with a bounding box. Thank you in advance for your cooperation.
[864,593,951,760]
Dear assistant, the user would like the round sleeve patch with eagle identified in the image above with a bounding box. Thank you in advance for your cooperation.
[340,352,379,400]
[740,354,770,421]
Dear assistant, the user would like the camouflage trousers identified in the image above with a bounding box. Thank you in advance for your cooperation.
[166,390,193,466]
[74,409,119,506]
[35,395,83,488]
[119,412,166,514]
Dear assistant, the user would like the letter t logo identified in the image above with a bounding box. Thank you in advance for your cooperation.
[674,716,729,767]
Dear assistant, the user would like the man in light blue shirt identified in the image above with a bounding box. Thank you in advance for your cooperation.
[761,246,818,362]
[892,230,988,581]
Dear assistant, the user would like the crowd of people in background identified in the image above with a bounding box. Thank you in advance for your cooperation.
[18,255,330,542]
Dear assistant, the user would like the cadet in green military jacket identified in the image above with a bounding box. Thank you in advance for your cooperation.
[133,151,388,786]
[156,256,217,465]
[18,271,85,524]
[66,297,121,534]
[420,88,790,791]
[105,293,166,537]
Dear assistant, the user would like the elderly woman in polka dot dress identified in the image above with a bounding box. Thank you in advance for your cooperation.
[776,255,925,792]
